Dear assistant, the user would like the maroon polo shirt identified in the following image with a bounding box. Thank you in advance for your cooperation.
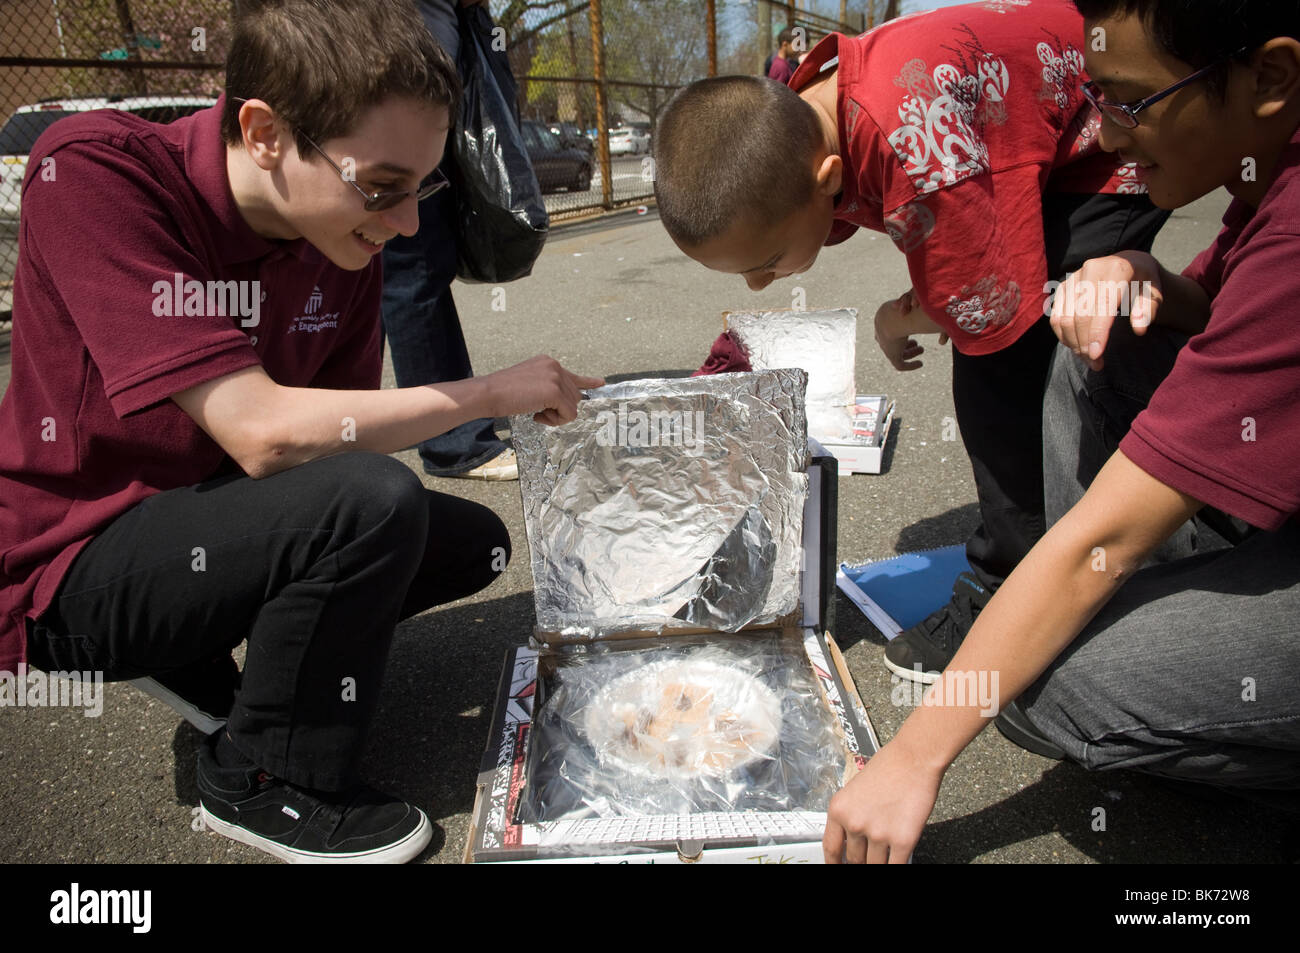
[0,96,383,672]
[768,55,796,85]
[1121,121,1300,531]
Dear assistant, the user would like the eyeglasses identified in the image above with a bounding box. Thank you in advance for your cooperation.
[230,96,449,211]
[1081,46,1250,129]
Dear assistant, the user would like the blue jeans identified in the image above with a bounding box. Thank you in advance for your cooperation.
[380,164,506,476]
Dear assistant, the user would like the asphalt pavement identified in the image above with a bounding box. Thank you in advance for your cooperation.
[2,189,1296,864]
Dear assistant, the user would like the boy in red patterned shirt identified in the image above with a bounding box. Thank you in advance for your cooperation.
[655,0,1168,683]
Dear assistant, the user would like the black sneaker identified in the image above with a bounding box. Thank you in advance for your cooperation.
[196,733,431,864]
[993,699,1066,760]
[884,572,990,684]
[130,653,241,734]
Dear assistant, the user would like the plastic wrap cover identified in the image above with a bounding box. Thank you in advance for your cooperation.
[521,633,847,823]
[726,309,858,443]
[512,370,809,636]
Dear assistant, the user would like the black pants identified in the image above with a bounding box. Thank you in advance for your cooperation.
[26,453,510,790]
[953,193,1170,590]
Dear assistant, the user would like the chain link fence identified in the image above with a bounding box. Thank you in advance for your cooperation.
[1,0,230,318]
[0,0,895,318]
[509,0,882,223]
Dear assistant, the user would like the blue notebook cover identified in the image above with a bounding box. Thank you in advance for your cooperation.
[836,545,971,639]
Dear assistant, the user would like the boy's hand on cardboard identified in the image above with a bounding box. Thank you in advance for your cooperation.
[874,290,949,371]
[823,737,943,864]
[481,356,604,426]
[1050,251,1164,371]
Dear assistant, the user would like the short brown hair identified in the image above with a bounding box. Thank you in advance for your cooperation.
[221,0,460,154]
[654,76,824,247]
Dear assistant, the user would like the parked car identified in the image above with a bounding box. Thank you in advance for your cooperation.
[548,121,594,158]
[521,120,593,193]
[0,95,216,225]
[608,124,650,156]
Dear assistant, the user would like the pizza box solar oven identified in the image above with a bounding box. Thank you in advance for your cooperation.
[466,369,880,864]
[724,308,894,475]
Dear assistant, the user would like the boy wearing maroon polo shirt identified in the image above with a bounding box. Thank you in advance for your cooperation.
[824,0,1300,863]
[0,0,599,863]
[654,0,1170,684]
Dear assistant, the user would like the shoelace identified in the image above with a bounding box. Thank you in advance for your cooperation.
[920,591,982,651]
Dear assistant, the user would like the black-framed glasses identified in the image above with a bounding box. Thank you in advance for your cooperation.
[230,96,449,212]
[1081,46,1250,129]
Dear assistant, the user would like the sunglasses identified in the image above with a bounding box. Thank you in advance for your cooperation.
[1081,46,1250,129]
[230,96,449,212]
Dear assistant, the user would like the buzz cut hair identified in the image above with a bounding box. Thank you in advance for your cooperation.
[654,75,825,249]
[221,0,460,155]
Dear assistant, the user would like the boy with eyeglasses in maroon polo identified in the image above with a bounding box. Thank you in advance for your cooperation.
[823,0,1300,863]
[0,0,600,863]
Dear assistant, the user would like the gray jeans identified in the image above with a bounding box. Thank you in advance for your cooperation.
[1019,324,1300,790]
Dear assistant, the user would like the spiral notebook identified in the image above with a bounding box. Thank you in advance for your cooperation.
[835,545,971,639]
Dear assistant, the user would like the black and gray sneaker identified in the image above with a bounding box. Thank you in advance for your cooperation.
[196,733,431,864]
[884,572,990,684]
[993,699,1066,760]
[130,653,241,734]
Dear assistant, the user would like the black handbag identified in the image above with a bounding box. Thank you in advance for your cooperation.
[449,4,548,283]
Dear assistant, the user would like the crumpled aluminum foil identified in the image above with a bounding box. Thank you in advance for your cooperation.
[725,309,858,443]
[512,369,809,636]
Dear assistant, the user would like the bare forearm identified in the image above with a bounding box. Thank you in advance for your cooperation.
[888,453,1201,772]
[256,378,492,478]
[886,301,945,336]
[891,518,1123,771]
[174,356,601,480]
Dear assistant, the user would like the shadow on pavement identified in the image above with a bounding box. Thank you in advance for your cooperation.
[895,501,981,554]
[360,589,536,822]
[916,760,1300,863]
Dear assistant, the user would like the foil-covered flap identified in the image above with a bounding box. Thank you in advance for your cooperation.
[512,369,810,638]
[725,308,857,443]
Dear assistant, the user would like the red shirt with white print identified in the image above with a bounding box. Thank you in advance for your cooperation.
[0,96,383,672]
[789,0,1142,355]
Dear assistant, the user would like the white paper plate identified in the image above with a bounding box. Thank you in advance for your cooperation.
[583,659,782,781]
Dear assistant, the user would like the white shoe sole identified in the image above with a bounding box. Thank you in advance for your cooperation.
[199,804,432,864]
[448,449,518,481]
[451,464,518,481]
[882,654,941,685]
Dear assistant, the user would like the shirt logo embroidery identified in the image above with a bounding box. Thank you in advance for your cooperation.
[305,286,324,315]
[288,286,339,335]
